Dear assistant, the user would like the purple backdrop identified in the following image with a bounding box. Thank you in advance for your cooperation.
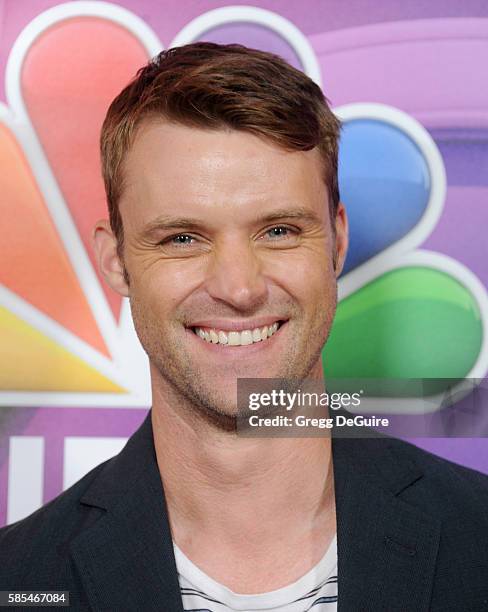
[0,0,487,526]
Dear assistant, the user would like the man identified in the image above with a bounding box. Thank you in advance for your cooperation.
[1,42,487,611]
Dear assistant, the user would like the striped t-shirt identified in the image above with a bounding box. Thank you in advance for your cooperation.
[174,535,338,611]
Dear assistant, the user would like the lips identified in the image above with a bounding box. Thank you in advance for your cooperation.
[186,319,288,350]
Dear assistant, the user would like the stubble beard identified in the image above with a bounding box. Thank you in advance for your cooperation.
[129,281,338,433]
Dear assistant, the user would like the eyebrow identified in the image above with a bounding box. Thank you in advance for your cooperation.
[257,207,322,224]
[140,206,322,237]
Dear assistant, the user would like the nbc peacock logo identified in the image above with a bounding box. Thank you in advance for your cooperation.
[1,2,487,412]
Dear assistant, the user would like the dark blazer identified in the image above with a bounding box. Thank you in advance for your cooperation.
[1,410,488,611]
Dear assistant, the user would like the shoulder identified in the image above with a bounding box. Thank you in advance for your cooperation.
[376,436,488,540]
[387,436,488,499]
[0,413,155,591]
[387,438,488,604]
[339,433,488,520]
[0,458,111,588]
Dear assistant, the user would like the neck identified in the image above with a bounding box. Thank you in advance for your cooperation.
[151,361,336,552]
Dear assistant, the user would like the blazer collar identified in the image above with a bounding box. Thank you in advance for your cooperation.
[332,433,441,611]
[70,411,184,611]
[71,411,440,611]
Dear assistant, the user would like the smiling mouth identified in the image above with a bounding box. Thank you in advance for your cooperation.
[190,321,287,347]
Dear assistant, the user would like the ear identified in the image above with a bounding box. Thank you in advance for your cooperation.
[92,219,129,297]
[333,202,349,278]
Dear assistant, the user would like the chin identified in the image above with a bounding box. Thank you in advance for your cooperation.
[191,401,241,432]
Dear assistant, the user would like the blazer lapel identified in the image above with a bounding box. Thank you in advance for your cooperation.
[70,412,184,611]
[69,411,441,611]
[332,435,441,612]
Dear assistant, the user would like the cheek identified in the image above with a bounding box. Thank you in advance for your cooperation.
[274,250,333,301]
[132,260,203,312]
[296,264,337,332]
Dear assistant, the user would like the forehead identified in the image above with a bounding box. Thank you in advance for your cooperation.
[119,120,327,227]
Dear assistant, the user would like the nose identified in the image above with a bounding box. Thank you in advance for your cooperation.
[205,236,268,310]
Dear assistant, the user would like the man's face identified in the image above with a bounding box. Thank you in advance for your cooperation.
[97,120,348,425]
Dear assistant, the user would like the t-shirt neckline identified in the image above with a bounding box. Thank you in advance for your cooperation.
[173,533,337,610]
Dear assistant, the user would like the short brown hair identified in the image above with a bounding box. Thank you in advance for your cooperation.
[100,42,341,253]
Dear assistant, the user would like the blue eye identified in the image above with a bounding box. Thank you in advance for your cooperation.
[162,234,196,247]
[173,235,193,244]
[265,226,298,240]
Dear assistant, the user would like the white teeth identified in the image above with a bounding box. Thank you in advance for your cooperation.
[194,322,282,346]
[228,331,240,346]
[240,330,253,345]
